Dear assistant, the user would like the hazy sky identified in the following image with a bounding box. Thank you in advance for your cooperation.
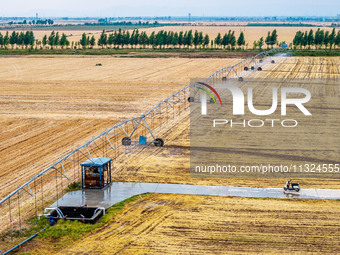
[1,0,339,17]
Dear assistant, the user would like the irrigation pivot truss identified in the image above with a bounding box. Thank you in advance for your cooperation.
[205,46,284,83]
[189,47,286,99]
[0,85,192,246]
[0,47,286,254]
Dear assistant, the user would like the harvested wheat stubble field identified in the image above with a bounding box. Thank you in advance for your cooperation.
[1,56,339,201]
[0,56,242,199]
[1,55,340,254]
[25,194,339,254]
[112,56,340,189]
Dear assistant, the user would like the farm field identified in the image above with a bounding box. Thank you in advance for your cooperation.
[23,194,340,254]
[0,56,242,199]
[1,54,339,254]
[112,56,340,189]
[1,56,340,201]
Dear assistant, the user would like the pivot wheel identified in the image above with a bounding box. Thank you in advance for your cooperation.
[188,97,194,103]
[257,67,262,71]
[122,137,131,146]
[271,60,275,64]
[244,67,249,71]
[154,138,164,147]
[238,77,243,82]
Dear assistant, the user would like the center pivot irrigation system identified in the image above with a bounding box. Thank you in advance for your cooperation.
[188,46,286,102]
[0,47,286,254]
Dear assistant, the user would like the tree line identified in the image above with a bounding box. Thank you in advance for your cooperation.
[293,28,340,49]
[0,31,35,48]
[0,30,70,49]
[78,29,247,49]
[81,29,212,49]
[1,28,339,51]
[252,29,278,50]
[42,31,70,48]
[213,30,246,48]
[0,29,272,50]
[7,19,54,26]
[0,28,273,50]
